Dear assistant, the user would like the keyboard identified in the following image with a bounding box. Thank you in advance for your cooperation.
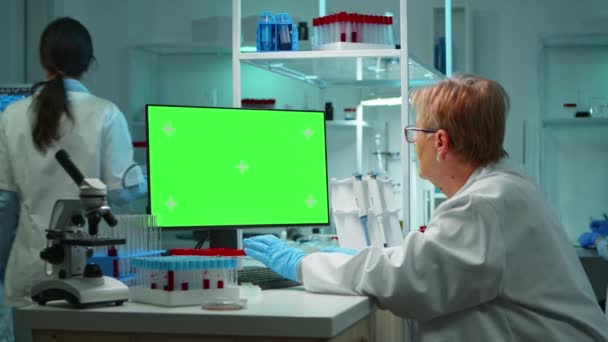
[238,266,301,290]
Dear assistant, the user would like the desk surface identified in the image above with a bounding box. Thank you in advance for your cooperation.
[16,287,373,338]
[576,245,600,258]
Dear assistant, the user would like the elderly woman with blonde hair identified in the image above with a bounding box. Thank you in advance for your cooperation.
[244,75,608,341]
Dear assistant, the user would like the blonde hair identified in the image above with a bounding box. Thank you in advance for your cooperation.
[411,74,509,167]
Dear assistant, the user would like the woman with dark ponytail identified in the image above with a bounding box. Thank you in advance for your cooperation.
[0,17,143,335]
[31,17,94,153]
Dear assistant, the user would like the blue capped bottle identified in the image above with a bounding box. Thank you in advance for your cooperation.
[276,13,298,51]
[256,11,276,52]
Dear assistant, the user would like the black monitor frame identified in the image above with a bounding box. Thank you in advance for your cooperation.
[145,104,331,246]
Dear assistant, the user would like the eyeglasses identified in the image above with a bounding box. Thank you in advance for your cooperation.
[404,125,437,143]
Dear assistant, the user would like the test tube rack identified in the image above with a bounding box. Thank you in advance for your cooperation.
[129,251,244,307]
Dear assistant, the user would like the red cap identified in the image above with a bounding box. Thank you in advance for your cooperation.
[241,98,276,106]
[169,248,246,257]
[133,141,147,148]
[419,225,427,233]
[107,246,118,257]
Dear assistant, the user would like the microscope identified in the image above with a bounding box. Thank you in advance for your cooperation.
[31,150,129,308]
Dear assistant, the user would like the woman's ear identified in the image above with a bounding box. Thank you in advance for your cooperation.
[435,129,449,157]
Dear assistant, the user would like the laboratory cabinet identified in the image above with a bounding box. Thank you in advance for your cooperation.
[29,320,369,342]
[538,33,608,308]
[538,33,608,242]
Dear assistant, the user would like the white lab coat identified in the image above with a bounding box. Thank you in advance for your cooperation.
[0,90,138,307]
[301,160,608,341]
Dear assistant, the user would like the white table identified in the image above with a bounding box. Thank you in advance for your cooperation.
[16,287,375,342]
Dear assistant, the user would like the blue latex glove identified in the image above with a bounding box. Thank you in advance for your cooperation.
[243,235,305,282]
[107,181,148,207]
[578,231,601,248]
[590,219,608,236]
[320,246,358,255]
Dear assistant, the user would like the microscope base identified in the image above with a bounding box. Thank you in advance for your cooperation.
[32,276,129,308]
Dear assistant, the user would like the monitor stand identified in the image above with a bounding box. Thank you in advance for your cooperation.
[209,229,242,249]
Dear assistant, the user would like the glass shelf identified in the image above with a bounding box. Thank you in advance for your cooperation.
[130,43,231,55]
[326,120,370,128]
[239,51,442,89]
[129,43,442,89]
[542,117,608,127]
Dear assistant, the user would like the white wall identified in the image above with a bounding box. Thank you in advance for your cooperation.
[0,0,26,84]
[474,0,608,181]
[51,0,130,113]
[23,0,55,84]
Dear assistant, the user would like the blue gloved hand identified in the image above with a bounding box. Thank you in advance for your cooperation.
[590,219,608,236]
[319,246,358,255]
[578,231,601,248]
[243,235,305,282]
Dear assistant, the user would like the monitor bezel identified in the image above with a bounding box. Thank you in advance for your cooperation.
[145,104,330,230]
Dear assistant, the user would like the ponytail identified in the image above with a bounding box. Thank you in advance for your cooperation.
[31,75,74,154]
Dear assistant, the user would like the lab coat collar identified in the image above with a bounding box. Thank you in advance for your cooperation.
[34,78,90,94]
[453,158,516,198]
[63,78,89,94]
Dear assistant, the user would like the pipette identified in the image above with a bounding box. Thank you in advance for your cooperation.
[367,172,388,247]
[352,173,370,246]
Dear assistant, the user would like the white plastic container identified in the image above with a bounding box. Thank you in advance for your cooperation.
[129,286,240,307]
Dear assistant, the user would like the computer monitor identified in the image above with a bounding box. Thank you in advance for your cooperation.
[0,85,32,113]
[146,105,329,243]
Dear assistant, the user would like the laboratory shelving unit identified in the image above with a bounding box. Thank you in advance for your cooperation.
[538,33,608,242]
[231,0,446,230]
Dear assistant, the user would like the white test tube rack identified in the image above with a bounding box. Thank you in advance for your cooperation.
[129,256,242,307]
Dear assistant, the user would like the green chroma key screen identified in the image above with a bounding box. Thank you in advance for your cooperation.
[146,105,330,228]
